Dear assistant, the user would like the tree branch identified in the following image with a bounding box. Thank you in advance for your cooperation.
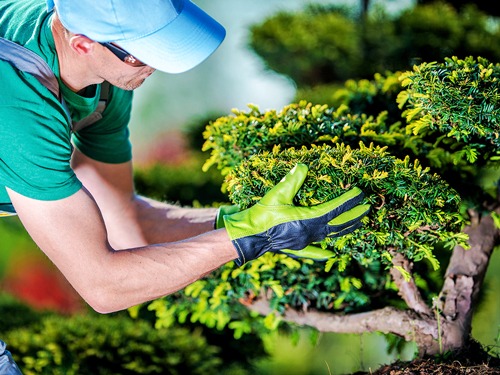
[248,297,437,349]
[389,250,432,316]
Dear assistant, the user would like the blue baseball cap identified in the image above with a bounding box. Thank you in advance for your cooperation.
[47,0,226,73]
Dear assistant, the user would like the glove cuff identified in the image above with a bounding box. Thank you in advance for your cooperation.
[215,205,240,229]
[231,234,269,266]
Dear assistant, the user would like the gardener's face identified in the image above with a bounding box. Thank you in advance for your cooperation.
[97,42,156,90]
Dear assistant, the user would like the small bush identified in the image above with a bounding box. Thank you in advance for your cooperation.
[249,5,363,85]
[0,295,264,375]
[249,2,500,86]
[4,312,225,375]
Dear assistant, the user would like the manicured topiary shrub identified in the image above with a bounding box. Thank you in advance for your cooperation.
[249,5,365,85]
[147,56,500,357]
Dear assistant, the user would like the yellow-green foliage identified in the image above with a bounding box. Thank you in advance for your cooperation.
[148,57,500,338]
[398,56,500,166]
[202,101,404,176]
[226,142,466,267]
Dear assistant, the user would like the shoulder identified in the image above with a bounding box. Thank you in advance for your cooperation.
[0,60,59,108]
[0,62,71,155]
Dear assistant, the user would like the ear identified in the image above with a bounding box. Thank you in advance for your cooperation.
[69,35,96,56]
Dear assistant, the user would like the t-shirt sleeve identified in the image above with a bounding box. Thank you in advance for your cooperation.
[71,85,133,164]
[0,98,82,202]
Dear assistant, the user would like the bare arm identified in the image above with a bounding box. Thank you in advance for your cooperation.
[8,186,237,314]
[7,149,237,313]
[70,149,218,248]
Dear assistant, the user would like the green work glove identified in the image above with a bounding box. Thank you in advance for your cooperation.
[223,164,370,266]
[215,205,240,229]
[219,205,339,262]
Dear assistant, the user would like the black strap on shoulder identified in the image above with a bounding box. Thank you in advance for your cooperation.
[0,36,108,132]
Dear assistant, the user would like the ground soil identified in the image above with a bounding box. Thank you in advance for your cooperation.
[368,358,499,374]
[356,340,500,374]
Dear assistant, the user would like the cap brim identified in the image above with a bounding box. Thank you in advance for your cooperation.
[117,1,225,74]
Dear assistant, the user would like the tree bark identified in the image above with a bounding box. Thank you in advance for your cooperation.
[435,208,500,354]
[389,251,432,316]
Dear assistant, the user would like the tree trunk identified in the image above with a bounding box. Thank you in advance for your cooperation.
[434,208,499,354]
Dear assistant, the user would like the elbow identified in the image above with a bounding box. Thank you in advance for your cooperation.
[82,288,128,314]
[74,270,131,314]
[68,248,135,314]
[86,299,119,315]
[80,288,123,314]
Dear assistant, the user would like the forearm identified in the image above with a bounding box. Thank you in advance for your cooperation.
[70,151,218,246]
[89,229,236,313]
[92,194,218,249]
[132,195,217,244]
[9,187,237,314]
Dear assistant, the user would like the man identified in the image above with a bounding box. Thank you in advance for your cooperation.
[0,0,369,372]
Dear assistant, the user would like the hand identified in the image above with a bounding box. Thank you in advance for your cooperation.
[223,164,370,266]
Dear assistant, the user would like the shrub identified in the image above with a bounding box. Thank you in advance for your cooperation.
[0,295,264,375]
[5,312,225,375]
[158,58,500,339]
[249,5,364,85]
[249,2,500,86]
[393,3,500,66]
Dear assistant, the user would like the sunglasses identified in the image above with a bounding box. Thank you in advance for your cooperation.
[100,42,146,67]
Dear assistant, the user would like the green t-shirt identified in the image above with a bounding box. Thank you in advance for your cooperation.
[0,0,133,212]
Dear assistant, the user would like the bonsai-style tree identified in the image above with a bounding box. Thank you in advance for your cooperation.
[144,56,499,358]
